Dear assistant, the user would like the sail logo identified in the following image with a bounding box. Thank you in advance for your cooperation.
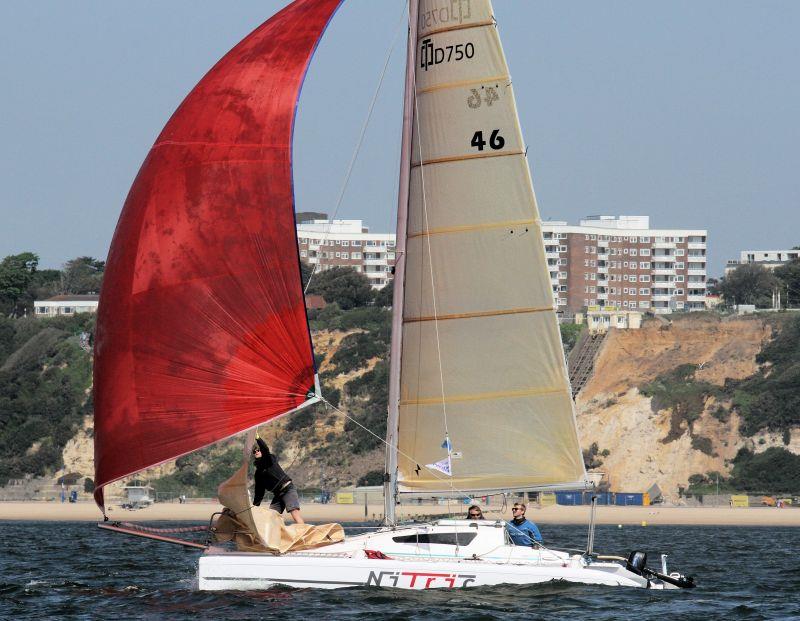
[419,38,475,72]
[419,0,473,34]
[367,570,477,589]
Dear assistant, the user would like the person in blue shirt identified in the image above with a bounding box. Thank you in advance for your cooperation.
[506,502,542,546]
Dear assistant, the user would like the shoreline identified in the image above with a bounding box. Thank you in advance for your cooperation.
[2,501,800,526]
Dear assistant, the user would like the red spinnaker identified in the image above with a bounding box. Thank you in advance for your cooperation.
[93,0,342,509]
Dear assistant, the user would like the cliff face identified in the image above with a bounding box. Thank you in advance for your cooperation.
[576,314,799,499]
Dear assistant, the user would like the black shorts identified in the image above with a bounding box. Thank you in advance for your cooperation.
[270,483,300,513]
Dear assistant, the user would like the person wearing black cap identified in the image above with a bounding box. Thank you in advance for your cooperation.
[252,434,304,524]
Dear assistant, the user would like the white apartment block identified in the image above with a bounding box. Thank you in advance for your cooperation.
[724,249,800,275]
[542,215,708,315]
[297,219,396,289]
[34,295,100,317]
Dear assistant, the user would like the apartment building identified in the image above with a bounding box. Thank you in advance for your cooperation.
[297,219,396,289]
[724,249,800,275]
[542,216,708,315]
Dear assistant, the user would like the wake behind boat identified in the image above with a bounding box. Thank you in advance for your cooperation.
[93,0,694,592]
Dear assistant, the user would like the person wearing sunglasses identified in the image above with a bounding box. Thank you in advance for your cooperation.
[252,433,304,524]
[506,502,542,546]
[466,505,484,520]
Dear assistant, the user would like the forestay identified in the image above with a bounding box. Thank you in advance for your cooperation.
[396,0,588,492]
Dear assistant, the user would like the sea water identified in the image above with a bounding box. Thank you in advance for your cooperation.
[2,521,798,620]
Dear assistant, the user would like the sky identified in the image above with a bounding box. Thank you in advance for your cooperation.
[1,1,798,277]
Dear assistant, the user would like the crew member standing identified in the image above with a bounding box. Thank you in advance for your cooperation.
[252,434,304,524]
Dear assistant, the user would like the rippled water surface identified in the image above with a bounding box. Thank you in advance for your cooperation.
[2,521,799,620]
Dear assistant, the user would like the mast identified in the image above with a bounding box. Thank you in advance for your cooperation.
[384,0,419,526]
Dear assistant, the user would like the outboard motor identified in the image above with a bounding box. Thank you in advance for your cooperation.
[626,550,648,576]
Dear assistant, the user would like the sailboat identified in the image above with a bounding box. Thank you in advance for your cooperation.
[94,0,694,591]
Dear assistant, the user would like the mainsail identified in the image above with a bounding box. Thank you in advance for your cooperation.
[93,0,343,509]
[394,0,588,493]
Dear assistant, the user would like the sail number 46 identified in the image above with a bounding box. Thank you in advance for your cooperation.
[470,130,504,151]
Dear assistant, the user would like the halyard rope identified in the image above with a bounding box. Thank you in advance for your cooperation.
[304,1,408,294]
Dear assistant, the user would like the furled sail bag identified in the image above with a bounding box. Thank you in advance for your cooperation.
[214,450,343,554]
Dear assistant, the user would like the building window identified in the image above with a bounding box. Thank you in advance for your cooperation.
[675,275,684,282]
[641,248,651,256]
[559,285,567,292]
[584,259,590,267]
[559,246,567,252]
[676,248,685,256]
[300,250,307,257]
[558,272,568,279]
[630,249,638,257]
[639,262,650,269]
[640,275,650,282]
[639,288,650,295]
[351,240,361,246]
[341,240,349,247]
[558,259,567,265]
[342,252,349,259]
[676,289,684,295]
[590,260,596,267]
[676,262,685,269]
[639,301,650,308]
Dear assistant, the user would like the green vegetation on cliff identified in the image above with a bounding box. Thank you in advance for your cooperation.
[729,315,800,434]
[0,314,94,485]
[689,447,800,495]
[642,315,800,439]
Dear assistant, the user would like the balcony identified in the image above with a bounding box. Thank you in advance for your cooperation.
[653,268,676,276]
[652,294,673,302]
[597,253,609,261]
[688,243,706,250]
[687,294,706,302]
[546,252,560,260]
[653,280,676,288]
[365,258,387,266]
[654,242,676,249]
[687,268,706,276]
[652,254,675,262]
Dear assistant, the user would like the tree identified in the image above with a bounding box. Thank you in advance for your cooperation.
[718,264,778,307]
[306,266,374,310]
[774,259,800,308]
[0,252,39,317]
[61,256,104,294]
[300,260,313,290]
[372,279,394,307]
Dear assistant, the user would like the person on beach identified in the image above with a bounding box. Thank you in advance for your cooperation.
[466,505,485,520]
[506,502,542,546]
[253,434,304,524]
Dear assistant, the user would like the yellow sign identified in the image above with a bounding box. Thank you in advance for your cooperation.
[336,492,354,504]
[730,494,749,507]
[539,492,556,506]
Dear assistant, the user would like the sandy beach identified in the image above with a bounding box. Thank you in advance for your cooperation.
[2,501,799,526]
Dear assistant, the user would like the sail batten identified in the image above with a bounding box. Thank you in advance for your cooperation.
[396,0,588,493]
[93,0,343,509]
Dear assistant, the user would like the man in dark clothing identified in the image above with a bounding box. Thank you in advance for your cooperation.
[506,502,542,546]
[253,435,304,524]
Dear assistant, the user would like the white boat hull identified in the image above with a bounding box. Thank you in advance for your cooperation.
[199,521,684,591]
[199,552,655,591]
